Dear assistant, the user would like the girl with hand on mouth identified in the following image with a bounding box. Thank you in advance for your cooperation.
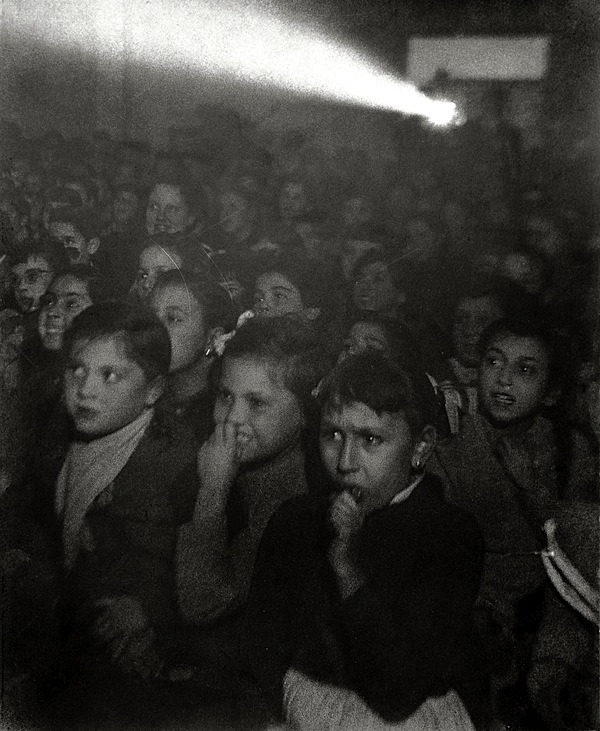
[177,316,331,631]
[430,314,599,728]
[241,351,485,731]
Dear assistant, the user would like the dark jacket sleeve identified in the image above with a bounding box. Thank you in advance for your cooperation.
[340,501,484,721]
[241,495,327,713]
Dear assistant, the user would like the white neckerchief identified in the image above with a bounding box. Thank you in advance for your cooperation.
[55,408,154,570]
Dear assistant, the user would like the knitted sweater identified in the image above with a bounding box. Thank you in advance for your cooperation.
[177,440,308,625]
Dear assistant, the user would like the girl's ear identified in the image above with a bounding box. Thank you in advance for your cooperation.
[87,237,101,255]
[411,425,437,471]
[145,375,166,407]
[304,307,321,322]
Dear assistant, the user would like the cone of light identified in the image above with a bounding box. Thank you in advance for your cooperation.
[7,0,457,125]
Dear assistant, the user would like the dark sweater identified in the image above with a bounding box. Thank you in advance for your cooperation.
[241,475,485,723]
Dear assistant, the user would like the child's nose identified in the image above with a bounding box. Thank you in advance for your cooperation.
[225,399,247,426]
[254,297,268,315]
[77,372,97,399]
[337,438,358,474]
[142,275,154,293]
[497,366,513,386]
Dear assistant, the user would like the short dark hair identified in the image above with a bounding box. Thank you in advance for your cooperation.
[319,350,436,434]
[219,315,331,419]
[64,301,171,383]
[11,237,70,271]
[253,250,341,314]
[478,315,569,393]
[152,268,238,332]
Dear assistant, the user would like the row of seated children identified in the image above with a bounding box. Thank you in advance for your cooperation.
[0,242,598,729]
[2,300,484,730]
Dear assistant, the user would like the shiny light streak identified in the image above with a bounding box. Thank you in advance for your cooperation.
[8,0,456,124]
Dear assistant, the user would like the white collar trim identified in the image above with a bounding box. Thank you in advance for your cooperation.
[389,473,424,505]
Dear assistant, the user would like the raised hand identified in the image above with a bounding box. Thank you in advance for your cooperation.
[327,491,365,599]
[195,421,240,518]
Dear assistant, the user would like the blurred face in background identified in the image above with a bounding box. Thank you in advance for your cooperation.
[133,244,183,300]
[38,274,93,351]
[253,271,305,318]
[11,254,54,313]
[146,183,192,235]
[353,260,401,317]
[338,321,390,364]
[150,283,206,373]
[49,221,99,265]
[452,295,504,368]
[279,182,308,222]
[219,191,257,239]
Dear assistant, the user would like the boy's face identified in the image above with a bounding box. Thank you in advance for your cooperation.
[253,272,305,318]
[353,261,398,316]
[49,221,96,265]
[453,295,503,368]
[219,192,254,237]
[134,245,183,300]
[146,184,191,235]
[38,275,93,351]
[320,399,417,516]
[213,355,304,464]
[479,333,551,426]
[65,335,161,437]
[150,283,206,373]
[11,255,54,312]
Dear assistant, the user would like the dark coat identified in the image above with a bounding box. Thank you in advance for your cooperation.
[241,475,484,723]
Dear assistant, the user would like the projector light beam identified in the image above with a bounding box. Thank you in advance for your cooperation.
[7,0,457,125]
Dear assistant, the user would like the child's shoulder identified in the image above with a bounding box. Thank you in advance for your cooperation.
[146,414,199,463]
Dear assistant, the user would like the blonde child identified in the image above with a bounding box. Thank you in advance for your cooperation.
[177,316,330,627]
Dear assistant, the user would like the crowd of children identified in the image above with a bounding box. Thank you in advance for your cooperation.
[0,109,598,730]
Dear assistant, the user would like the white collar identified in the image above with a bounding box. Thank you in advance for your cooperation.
[389,474,424,505]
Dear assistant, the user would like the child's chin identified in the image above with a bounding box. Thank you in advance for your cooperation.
[484,408,532,428]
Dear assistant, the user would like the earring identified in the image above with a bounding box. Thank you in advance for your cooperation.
[412,457,422,471]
